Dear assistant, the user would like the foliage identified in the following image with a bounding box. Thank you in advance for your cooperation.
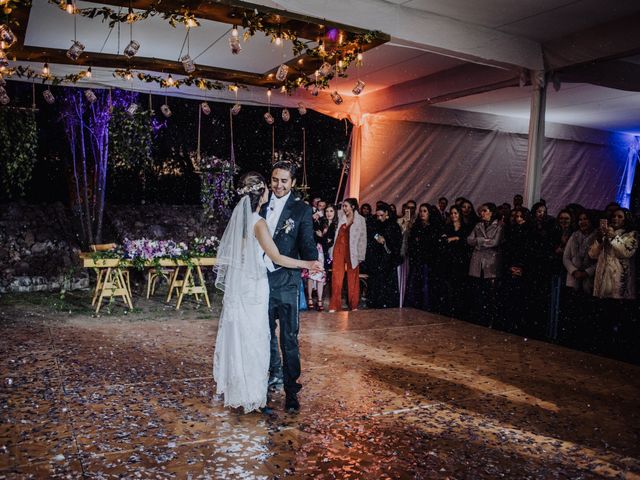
[0,108,38,198]
[200,156,237,223]
[109,102,155,172]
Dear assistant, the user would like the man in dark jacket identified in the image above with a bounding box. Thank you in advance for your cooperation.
[261,161,317,412]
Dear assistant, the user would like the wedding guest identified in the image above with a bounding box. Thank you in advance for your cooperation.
[437,197,448,222]
[328,198,367,312]
[405,203,443,310]
[467,203,504,327]
[513,194,524,209]
[502,207,533,332]
[563,211,596,294]
[397,202,415,307]
[527,201,558,337]
[304,205,329,310]
[440,205,472,318]
[460,199,479,228]
[589,208,638,358]
[389,203,398,222]
[321,204,338,271]
[589,208,637,300]
[360,203,372,219]
[368,203,402,308]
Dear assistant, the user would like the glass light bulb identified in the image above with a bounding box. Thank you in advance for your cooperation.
[275,36,282,46]
[231,26,239,37]
[85,66,92,78]
[42,63,50,75]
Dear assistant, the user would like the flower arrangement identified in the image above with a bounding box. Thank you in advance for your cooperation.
[199,155,237,224]
[191,236,220,257]
[90,237,219,270]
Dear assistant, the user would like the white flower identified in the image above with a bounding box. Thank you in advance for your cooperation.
[283,218,295,234]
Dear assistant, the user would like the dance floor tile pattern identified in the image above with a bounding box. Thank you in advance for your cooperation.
[1,299,639,479]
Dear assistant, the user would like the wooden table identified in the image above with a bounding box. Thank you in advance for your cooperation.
[81,255,216,312]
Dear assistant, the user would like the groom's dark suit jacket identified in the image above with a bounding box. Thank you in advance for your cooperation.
[261,192,318,272]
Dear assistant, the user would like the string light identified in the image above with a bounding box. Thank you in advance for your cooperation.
[267,88,272,98]
[66,3,75,14]
[274,36,282,46]
[165,74,175,87]
[42,62,50,75]
[85,66,92,78]
[231,25,239,37]
[185,16,198,28]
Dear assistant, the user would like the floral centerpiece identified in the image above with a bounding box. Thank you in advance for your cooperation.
[89,237,219,270]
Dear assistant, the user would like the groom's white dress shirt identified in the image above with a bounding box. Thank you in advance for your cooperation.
[264,191,291,272]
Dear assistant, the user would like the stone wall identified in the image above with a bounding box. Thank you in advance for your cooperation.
[0,202,88,293]
[0,203,220,293]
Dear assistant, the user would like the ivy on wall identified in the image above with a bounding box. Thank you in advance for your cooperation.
[0,108,38,198]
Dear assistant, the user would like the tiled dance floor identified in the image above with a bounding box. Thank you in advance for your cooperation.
[1,303,639,479]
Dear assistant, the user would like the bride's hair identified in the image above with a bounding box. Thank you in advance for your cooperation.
[238,172,267,211]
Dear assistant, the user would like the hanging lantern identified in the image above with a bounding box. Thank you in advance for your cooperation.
[0,50,8,68]
[229,35,241,55]
[282,108,290,122]
[352,80,365,96]
[263,112,274,125]
[160,104,172,117]
[330,91,343,105]
[84,89,97,103]
[66,40,85,61]
[200,102,211,115]
[42,89,55,104]
[181,54,195,74]
[124,40,140,58]
[275,64,289,82]
[297,102,307,115]
[0,24,16,49]
[127,103,139,116]
[231,103,241,115]
[318,62,332,77]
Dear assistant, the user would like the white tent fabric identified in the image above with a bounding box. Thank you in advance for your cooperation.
[355,106,636,213]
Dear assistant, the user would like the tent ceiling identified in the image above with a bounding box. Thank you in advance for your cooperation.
[4,0,640,135]
[383,0,640,43]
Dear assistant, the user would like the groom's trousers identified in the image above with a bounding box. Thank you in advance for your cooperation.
[267,269,302,395]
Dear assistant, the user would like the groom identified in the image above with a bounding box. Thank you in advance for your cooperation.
[261,161,317,412]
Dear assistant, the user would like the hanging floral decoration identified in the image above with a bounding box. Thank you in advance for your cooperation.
[199,155,238,223]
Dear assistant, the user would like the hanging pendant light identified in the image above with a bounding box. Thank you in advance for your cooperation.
[66,40,85,61]
[43,89,55,104]
[281,108,290,122]
[201,101,211,115]
[84,89,97,103]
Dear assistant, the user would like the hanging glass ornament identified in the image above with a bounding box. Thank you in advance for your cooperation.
[281,108,290,122]
[160,104,172,117]
[231,103,241,115]
[0,24,16,49]
[297,102,307,115]
[276,64,289,82]
[66,40,85,61]
[124,40,140,58]
[42,89,55,104]
[311,85,319,97]
[330,91,343,105]
[127,103,139,116]
[318,62,332,77]
[181,54,195,74]
[201,102,211,115]
[229,35,241,55]
[352,80,365,96]
[263,112,274,125]
[84,89,97,103]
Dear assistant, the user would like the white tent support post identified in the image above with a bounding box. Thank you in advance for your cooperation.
[348,119,363,201]
[524,71,547,208]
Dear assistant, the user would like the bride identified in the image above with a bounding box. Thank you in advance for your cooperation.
[213,172,322,413]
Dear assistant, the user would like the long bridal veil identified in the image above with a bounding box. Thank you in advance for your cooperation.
[214,195,265,301]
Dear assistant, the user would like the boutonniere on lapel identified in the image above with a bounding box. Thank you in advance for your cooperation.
[283,218,295,234]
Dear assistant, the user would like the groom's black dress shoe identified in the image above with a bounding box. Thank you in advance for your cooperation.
[285,393,300,413]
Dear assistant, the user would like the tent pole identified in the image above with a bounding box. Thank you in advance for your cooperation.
[524,71,547,208]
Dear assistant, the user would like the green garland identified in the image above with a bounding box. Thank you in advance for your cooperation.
[0,108,38,198]
[4,0,380,93]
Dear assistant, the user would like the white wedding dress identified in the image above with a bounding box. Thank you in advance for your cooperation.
[213,201,270,413]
